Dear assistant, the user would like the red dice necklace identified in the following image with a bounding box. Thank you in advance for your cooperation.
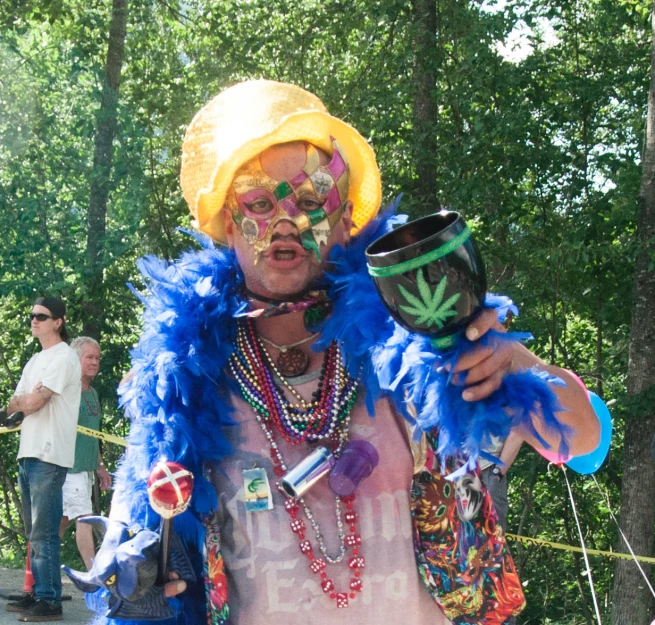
[259,416,365,609]
[229,321,365,608]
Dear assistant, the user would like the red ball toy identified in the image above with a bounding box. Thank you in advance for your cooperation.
[147,461,194,519]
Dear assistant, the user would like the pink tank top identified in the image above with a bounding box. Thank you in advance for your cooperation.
[205,389,450,625]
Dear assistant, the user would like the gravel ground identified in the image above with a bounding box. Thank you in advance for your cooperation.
[0,568,91,624]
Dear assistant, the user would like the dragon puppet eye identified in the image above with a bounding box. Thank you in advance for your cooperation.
[105,574,117,586]
[127,529,136,538]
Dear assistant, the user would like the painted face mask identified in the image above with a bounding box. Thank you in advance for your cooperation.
[225,138,350,260]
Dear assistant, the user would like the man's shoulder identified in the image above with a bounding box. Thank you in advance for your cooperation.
[43,343,81,384]
[43,341,74,357]
[22,352,40,369]
[52,342,81,364]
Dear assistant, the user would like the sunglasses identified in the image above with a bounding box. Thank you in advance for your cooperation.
[30,313,53,322]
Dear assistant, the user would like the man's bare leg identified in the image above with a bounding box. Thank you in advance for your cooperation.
[59,517,70,539]
[75,516,95,569]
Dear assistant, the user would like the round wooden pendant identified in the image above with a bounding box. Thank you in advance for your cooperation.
[277,346,310,377]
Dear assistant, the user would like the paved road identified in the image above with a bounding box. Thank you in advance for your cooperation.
[0,568,91,624]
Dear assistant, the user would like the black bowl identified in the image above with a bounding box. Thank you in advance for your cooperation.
[366,211,487,349]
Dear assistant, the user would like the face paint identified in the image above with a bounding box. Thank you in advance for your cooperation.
[225,138,350,260]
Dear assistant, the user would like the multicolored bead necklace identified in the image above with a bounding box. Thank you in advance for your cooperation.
[229,320,359,445]
[229,319,365,608]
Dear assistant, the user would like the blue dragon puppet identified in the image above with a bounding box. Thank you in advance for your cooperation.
[63,517,196,620]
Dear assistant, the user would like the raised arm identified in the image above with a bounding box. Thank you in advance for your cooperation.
[452,309,600,457]
[497,430,524,474]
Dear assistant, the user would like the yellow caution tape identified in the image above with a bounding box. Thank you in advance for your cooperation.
[0,424,127,447]
[75,424,127,447]
[0,421,653,566]
[506,532,655,564]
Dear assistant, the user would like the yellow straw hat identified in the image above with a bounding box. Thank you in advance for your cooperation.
[181,79,381,242]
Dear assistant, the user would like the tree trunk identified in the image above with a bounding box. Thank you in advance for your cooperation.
[611,4,655,624]
[411,0,440,213]
[82,0,128,339]
[596,290,604,397]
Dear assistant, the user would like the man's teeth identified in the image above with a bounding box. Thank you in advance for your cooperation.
[274,248,297,259]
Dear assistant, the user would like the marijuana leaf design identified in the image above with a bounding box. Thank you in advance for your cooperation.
[397,270,461,328]
[247,477,265,494]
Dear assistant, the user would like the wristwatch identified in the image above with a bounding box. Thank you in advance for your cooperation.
[490,465,504,478]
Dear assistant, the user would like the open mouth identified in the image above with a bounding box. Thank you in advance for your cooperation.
[273,247,298,261]
[267,240,306,263]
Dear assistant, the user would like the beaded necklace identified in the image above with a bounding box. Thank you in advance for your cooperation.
[230,320,359,445]
[82,388,99,416]
[229,319,365,608]
[258,332,318,377]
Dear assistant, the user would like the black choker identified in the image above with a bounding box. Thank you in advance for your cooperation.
[242,287,326,305]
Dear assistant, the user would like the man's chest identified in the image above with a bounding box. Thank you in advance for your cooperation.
[203,396,445,624]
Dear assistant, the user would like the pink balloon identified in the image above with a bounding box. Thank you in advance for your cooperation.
[534,369,587,464]
[535,448,572,464]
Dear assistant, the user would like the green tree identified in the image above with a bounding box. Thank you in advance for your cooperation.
[612,0,655,621]
[0,2,652,619]
[83,0,129,339]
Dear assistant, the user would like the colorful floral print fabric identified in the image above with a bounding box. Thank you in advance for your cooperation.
[203,433,525,625]
[410,437,525,624]
[204,518,230,625]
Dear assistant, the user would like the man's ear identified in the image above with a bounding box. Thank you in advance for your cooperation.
[223,208,235,249]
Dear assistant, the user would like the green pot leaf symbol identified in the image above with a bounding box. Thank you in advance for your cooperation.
[397,270,461,328]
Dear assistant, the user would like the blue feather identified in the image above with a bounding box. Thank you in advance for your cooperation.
[484,293,519,323]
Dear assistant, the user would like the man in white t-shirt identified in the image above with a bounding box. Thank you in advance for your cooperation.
[5,297,81,622]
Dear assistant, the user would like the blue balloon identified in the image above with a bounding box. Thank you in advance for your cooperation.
[565,392,612,475]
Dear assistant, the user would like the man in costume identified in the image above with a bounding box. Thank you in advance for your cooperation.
[60,337,112,570]
[6,297,81,621]
[71,80,599,625]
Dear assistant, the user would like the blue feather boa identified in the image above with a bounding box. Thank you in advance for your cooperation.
[104,205,570,624]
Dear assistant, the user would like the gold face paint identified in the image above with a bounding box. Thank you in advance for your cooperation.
[225,139,350,260]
